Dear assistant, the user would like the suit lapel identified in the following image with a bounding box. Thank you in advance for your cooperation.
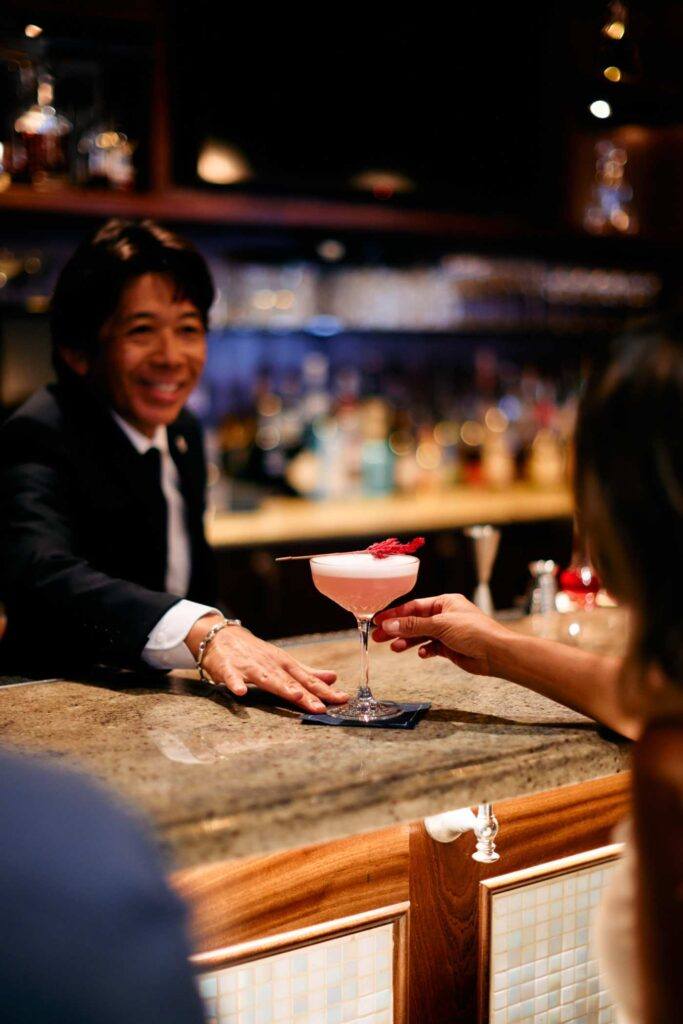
[168,419,204,510]
[167,417,209,596]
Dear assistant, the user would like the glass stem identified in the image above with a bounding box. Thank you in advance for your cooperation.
[355,616,374,703]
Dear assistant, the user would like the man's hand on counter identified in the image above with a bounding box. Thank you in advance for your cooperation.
[185,615,348,714]
[372,594,513,676]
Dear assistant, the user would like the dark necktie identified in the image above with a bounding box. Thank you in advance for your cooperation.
[141,447,166,512]
[142,446,162,485]
[141,447,168,577]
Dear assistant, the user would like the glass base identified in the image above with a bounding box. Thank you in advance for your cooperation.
[325,697,404,722]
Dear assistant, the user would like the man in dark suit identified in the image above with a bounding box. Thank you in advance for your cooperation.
[0,376,215,670]
[0,748,205,1024]
[0,219,347,714]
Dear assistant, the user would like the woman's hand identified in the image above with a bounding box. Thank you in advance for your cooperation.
[374,594,639,740]
[186,616,348,714]
[373,594,513,677]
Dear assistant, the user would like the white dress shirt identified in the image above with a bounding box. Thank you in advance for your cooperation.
[111,412,218,669]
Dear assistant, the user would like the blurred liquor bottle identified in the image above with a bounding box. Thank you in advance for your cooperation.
[13,75,71,188]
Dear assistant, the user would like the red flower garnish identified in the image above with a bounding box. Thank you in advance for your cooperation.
[366,536,425,559]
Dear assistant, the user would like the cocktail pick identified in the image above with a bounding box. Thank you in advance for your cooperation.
[276,537,425,562]
[464,524,501,615]
[275,550,363,562]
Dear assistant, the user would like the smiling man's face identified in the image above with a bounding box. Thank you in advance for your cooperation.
[92,273,207,437]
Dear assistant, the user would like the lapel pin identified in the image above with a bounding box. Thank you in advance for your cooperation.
[175,435,188,454]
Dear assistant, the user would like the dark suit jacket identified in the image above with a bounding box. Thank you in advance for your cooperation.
[0,748,205,1024]
[0,381,217,671]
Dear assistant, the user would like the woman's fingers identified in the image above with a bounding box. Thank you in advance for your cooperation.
[374,623,431,643]
[418,640,444,659]
[375,596,442,626]
[372,625,392,642]
[380,613,445,638]
[389,636,425,652]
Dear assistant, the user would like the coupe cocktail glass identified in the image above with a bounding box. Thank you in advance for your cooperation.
[310,552,419,721]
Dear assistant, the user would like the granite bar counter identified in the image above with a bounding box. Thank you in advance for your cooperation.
[0,610,629,871]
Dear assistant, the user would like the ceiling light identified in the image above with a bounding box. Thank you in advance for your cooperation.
[350,169,415,200]
[603,20,625,40]
[589,100,612,119]
[197,140,251,185]
[317,239,346,262]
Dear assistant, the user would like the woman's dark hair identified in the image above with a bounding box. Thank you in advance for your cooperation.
[50,218,215,379]
[575,318,683,687]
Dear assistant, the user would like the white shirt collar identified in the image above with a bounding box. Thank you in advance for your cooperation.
[111,410,168,455]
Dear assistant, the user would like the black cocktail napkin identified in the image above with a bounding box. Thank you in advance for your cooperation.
[301,701,431,729]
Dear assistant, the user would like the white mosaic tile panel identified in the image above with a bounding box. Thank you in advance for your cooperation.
[488,860,618,1024]
[198,922,393,1024]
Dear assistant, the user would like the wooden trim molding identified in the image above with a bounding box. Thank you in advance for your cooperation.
[479,843,623,897]
[393,908,410,1024]
[191,900,410,970]
[191,901,411,1024]
[477,844,623,1024]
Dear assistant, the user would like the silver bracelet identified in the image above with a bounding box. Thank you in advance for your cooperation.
[196,618,242,684]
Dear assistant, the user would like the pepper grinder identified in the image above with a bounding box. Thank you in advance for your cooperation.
[527,559,559,615]
[464,524,501,616]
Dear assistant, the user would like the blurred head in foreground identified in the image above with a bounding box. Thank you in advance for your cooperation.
[50,219,214,437]
[575,318,683,706]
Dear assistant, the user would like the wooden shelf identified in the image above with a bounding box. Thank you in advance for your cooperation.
[206,484,573,549]
[0,183,523,237]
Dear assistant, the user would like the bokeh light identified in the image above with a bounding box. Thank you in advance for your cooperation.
[589,100,611,119]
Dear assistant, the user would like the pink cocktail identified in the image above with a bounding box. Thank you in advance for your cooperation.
[312,552,419,616]
[310,553,419,721]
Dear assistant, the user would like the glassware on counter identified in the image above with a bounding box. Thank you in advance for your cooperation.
[558,530,603,611]
[76,125,136,190]
[559,562,602,608]
[465,525,501,616]
[310,552,419,721]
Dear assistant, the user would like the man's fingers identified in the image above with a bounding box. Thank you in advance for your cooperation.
[207,629,348,714]
[299,664,338,684]
[304,677,349,705]
[246,663,305,704]
[285,661,348,703]
[248,663,327,713]
[220,667,249,696]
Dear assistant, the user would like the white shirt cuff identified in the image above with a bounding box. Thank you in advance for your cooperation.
[142,600,220,670]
